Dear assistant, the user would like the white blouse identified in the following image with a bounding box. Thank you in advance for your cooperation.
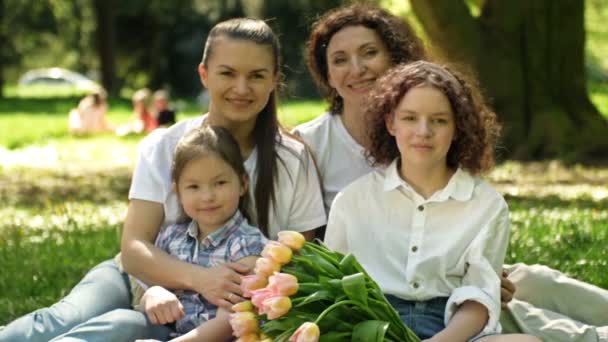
[325,159,509,335]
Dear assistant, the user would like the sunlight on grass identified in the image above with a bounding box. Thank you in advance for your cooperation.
[279,100,325,129]
[0,137,139,169]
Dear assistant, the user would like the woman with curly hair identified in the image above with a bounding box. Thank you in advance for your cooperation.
[324,61,540,342]
[294,3,425,212]
[295,4,608,341]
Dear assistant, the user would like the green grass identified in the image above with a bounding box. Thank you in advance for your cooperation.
[0,95,607,325]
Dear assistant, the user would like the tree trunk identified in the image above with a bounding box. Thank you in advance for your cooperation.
[0,0,6,98]
[410,0,608,161]
[93,0,116,95]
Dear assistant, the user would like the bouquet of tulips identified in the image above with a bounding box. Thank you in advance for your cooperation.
[229,231,421,342]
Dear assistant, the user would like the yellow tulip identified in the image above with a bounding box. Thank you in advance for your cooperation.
[262,241,293,265]
[277,231,306,251]
[289,322,320,342]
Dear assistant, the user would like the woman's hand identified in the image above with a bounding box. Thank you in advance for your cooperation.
[140,285,185,325]
[500,269,516,308]
[192,262,252,310]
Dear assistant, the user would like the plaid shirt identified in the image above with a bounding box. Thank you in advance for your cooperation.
[155,210,268,335]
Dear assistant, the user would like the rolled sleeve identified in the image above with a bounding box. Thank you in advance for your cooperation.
[445,267,502,335]
[445,202,510,336]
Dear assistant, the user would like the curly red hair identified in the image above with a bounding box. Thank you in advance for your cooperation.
[365,61,501,175]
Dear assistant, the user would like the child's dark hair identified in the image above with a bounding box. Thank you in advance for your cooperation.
[306,3,426,115]
[172,126,250,223]
[365,61,501,175]
[201,18,283,236]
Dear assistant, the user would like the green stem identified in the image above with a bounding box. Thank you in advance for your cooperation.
[314,300,379,325]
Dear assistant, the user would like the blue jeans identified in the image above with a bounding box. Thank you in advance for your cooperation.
[386,295,448,340]
[0,259,172,342]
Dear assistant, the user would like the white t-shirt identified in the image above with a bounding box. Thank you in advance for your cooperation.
[129,116,327,239]
[293,113,375,212]
[325,159,509,335]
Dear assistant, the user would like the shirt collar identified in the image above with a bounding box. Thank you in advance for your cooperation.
[382,158,475,202]
[185,210,245,247]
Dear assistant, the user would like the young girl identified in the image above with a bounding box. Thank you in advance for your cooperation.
[136,125,268,341]
[324,61,540,342]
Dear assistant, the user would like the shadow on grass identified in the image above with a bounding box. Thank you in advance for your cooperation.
[0,167,132,208]
[505,193,608,210]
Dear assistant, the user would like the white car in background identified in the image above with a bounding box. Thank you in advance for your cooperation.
[18,68,100,93]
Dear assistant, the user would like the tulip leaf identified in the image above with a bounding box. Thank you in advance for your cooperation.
[297,282,324,295]
[338,253,358,275]
[281,266,317,283]
[352,320,389,342]
[342,273,368,306]
[294,290,334,307]
[319,331,351,342]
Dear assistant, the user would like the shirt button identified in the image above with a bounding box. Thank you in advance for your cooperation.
[411,246,418,252]
[417,205,424,211]
[412,282,419,289]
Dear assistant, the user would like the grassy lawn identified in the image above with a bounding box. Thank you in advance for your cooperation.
[1,94,607,325]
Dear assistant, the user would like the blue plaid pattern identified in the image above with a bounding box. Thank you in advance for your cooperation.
[155,210,268,335]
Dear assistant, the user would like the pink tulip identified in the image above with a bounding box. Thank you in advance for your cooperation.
[241,274,268,298]
[251,287,275,310]
[268,273,299,297]
[230,311,259,337]
[262,241,293,265]
[232,300,254,312]
[236,333,260,342]
[254,257,281,277]
[260,296,292,320]
[278,231,306,251]
[289,322,320,342]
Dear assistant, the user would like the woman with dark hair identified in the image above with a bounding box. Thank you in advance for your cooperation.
[294,3,608,341]
[1,18,325,342]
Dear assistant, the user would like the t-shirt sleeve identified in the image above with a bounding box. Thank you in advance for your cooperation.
[128,132,172,203]
[284,146,327,232]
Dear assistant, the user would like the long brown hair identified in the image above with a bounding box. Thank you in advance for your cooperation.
[172,126,251,223]
[201,18,285,236]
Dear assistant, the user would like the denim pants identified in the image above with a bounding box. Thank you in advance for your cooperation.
[386,295,447,340]
[0,259,172,342]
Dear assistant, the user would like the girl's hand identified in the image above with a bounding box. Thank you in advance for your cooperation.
[500,269,516,308]
[192,262,251,310]
[141,285,185,324]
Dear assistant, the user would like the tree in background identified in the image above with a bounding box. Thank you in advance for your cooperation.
[93,0,116,95]
[410,0,608,161]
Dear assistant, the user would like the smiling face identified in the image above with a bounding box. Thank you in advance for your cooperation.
[176,153,247,234]
[199,37,277,127]
[326,25,392,112]
[386,85,456,172]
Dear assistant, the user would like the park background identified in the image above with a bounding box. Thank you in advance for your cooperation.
[0,0,606,324]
